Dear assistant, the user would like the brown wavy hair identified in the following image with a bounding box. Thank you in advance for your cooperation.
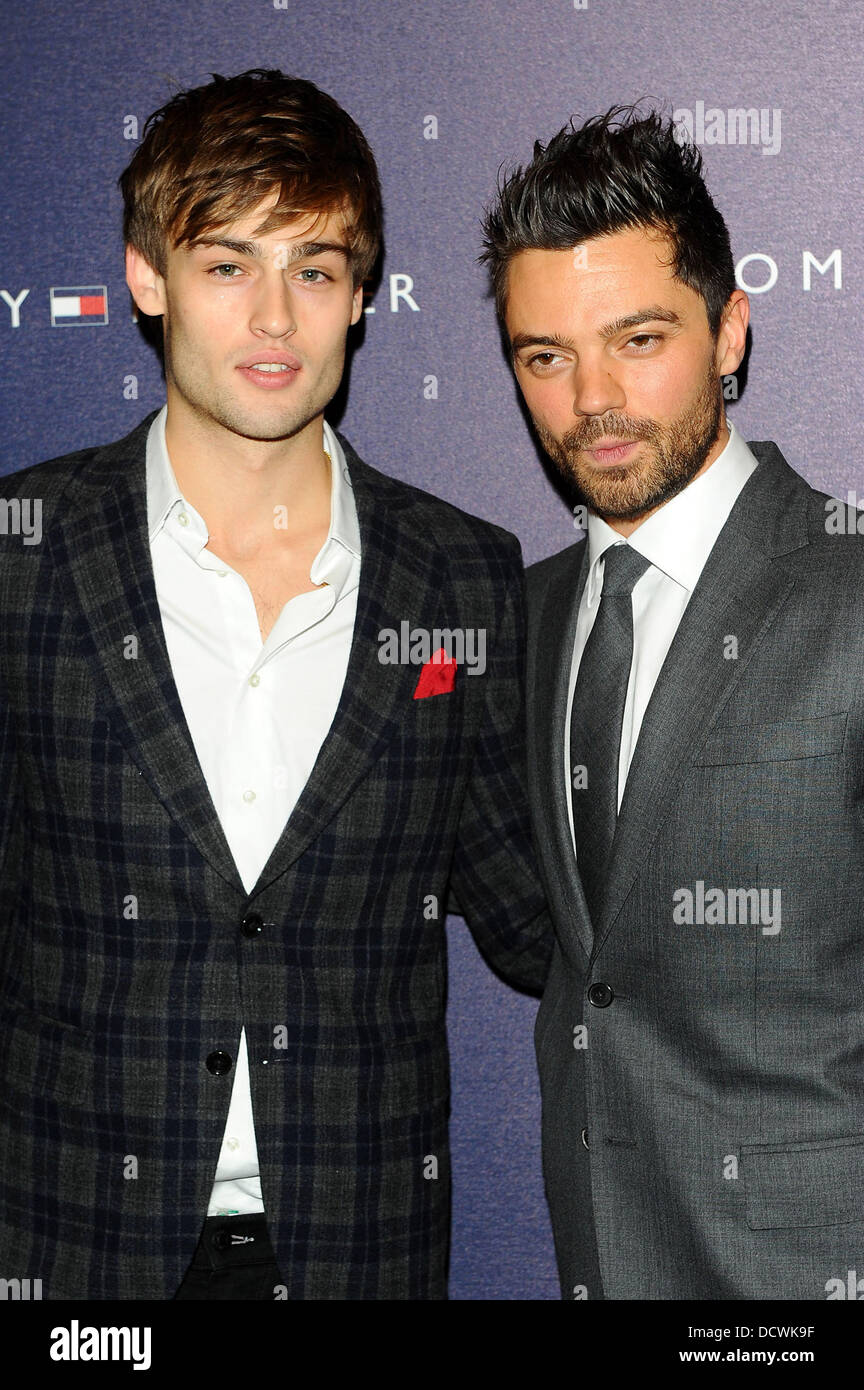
[119,68,382,285]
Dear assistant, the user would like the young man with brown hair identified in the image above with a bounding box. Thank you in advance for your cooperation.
[0,69,550,1301]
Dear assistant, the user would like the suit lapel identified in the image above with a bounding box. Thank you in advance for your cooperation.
[591,445,811,959]
[246,439,446,897]
[49,415,246,893]
[530,539,595,960]
[48,416,443,901]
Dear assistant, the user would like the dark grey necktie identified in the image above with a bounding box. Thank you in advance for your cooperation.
[569,543,652,922]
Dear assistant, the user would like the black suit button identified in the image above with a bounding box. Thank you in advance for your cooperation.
[206,1051,233,1075]
[587,982,614,1008]
[241,912,264,938]
[212,1228,233,1251]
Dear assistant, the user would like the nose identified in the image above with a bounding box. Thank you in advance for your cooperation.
[249,270,297,338]
[570,354,626,418]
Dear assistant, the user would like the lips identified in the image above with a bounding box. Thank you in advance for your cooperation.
[582,439,640,465]
[237,350,302,371]
[236,350,301,390]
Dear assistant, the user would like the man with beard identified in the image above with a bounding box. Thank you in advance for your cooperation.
[481,106,864,1299]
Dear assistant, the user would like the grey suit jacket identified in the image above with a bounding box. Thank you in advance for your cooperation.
[527,441,864,1300]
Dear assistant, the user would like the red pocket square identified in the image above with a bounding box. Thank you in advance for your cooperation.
[413,648,458,699]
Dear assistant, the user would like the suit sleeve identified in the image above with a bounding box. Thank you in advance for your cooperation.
[447,546,554,994]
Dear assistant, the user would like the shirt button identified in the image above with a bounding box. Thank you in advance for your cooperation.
[249,673,260,687]
[178,512,189,527]
[226,1137,240,1151]
[217,570,227,578]
[242,789,256,803]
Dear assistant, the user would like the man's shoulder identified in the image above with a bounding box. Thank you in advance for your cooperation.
[526,537,586,597]
[1,412,155,500]
[3,442,100,500]
[746,439,864,564]
[335,428,522,568]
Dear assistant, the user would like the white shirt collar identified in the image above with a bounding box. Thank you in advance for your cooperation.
[585,419,759,593]
[145,405,361,596]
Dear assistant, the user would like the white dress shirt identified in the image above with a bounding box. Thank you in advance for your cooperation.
[145,405,361,1216]
[565,420,759,848]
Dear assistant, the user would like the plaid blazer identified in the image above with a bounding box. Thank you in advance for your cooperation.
[0,410,551,1300]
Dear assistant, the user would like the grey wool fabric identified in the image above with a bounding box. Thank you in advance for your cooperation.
[526,441,864,1300]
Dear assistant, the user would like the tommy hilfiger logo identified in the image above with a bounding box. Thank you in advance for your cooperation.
[49,286,108,326]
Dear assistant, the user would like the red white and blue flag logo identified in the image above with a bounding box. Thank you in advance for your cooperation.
[50,286,108,326]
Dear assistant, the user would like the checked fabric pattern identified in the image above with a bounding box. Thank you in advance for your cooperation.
[0,411,553,1300]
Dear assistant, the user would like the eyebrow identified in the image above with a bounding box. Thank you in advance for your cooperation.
[510,305,682,357]
[598,306,683,337]
[510,332,575,356]
[189,237,352,264]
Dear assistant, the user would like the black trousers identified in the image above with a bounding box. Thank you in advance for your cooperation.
[173,1213,287,1300]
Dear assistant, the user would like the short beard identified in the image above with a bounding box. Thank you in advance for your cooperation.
[534,363,724,522]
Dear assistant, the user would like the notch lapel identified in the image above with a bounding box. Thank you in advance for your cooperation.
[48,415,247,894]
[244,442,450,898]
[48,418,456,902]
[591,446,810,960]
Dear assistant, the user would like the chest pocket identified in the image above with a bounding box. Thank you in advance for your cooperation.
[693,712,847,767]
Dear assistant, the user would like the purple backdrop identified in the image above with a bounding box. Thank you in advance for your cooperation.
[1,0,860,1299]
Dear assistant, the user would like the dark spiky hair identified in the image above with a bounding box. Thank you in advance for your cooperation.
[480,104,735,335]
